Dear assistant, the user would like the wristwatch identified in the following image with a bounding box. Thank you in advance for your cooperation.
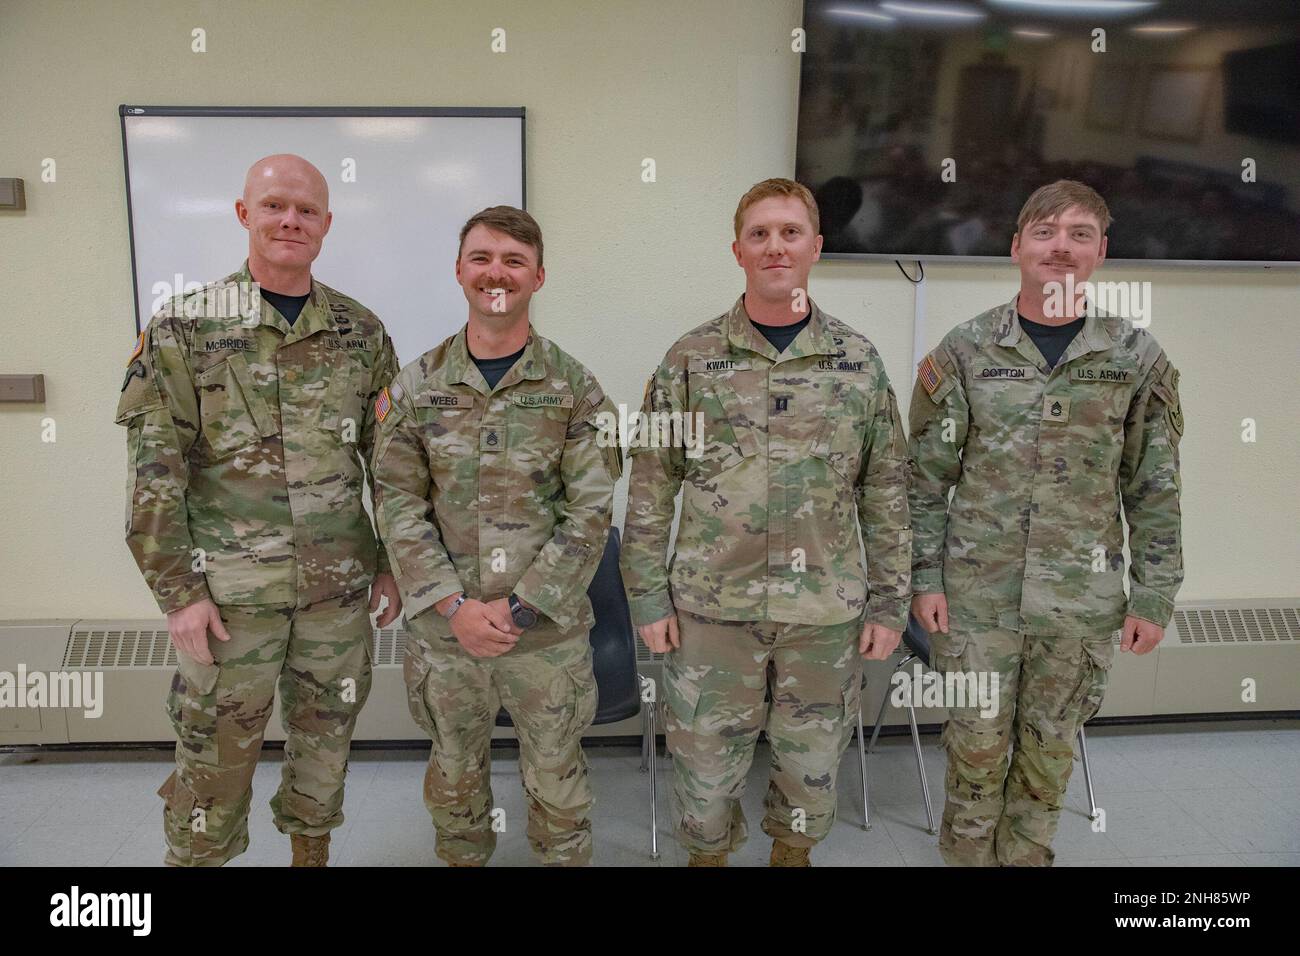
[441,594,467,620]
[509,593,538,630]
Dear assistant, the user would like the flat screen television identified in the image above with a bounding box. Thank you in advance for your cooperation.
[795,0,1300,264]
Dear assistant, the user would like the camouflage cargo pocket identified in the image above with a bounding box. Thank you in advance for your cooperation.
[319,359,367,442]
[929,630,969,675]
[661,651,703,727]
[402,647,440,746]
[523,653,599,756]
[1074,633,1116,724]
[195,354,276,459]
[358,621,375,669]
[685,370,759,477]
[561,654,598,743]
[838,671,864,751]
[167,654,221,766]
[810,414,865,485]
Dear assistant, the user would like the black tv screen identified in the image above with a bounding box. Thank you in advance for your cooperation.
[796,0,1300,264]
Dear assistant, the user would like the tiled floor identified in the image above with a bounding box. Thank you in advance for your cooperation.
[1,720,1296,866]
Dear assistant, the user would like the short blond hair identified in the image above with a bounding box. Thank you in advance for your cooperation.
[734,178,820,239]
[1016,180,1111,235]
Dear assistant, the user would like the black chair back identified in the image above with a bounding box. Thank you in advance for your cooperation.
[902,613,932,668]
[495,527,641,727]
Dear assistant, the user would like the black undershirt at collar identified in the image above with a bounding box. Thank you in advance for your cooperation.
[1018,313,1085,369]
[750,315,811,354]
[260,288,311,326]
[469,343,526,390]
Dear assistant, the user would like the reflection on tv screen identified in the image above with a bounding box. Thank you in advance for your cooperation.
[796,0,1300,263]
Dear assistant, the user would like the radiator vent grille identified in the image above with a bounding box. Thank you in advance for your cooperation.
[57,603,1298,669]
[635,643,664,665]
[1174,606,1300,645]
[64,626,176,669]
[373,626,407,666]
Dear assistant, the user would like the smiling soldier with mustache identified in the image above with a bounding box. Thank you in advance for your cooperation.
[908,180,1185,866]
[371,206,619,867]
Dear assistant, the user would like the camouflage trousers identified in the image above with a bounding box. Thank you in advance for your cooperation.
[159,588,374,866]
[931,624,1114,867]
[662,610,863,854]
[402,616,597,866]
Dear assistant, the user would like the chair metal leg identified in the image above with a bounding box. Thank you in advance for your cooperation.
[640,700,650,773]
[1078,725,1098,820]
[857,697,871,831]
[649,694,660,860]
[868,653,915,754]
[639,675,660,860]
[907,699,936,835]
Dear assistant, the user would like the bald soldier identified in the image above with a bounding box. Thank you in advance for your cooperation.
[909,180,1184,866]
[115,155,401,866]
[621,178,912,866]
[372,207,618,866]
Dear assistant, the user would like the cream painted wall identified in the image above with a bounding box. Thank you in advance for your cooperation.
[1,0,1295,621]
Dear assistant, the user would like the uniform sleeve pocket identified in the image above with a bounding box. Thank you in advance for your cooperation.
[1150,363,1183,440]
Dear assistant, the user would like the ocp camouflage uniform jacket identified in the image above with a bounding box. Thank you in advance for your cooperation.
[115,262,398,612]
[620,296,912,631]
[908,298,1184,636]
[371,327,619,641]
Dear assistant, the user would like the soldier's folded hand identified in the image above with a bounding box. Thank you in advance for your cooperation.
[368,573,403,628]
[911,592,950,634]
[486,597,526,638]
[637,614,680,655]
[1121,615,1164,656]
[450,599,520,658]
[166,598,231,666]
[859,622,902,661]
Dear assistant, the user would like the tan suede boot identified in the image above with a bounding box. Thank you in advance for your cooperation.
[769,841,811,867]
[290,833,330,867]
[687,852,728,867]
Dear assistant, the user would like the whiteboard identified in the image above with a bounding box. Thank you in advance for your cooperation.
[121,107,525,367]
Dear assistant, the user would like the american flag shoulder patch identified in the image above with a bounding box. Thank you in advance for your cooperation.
[918,353,943,397]
[127,331,145,365]
[374,387,392,423]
